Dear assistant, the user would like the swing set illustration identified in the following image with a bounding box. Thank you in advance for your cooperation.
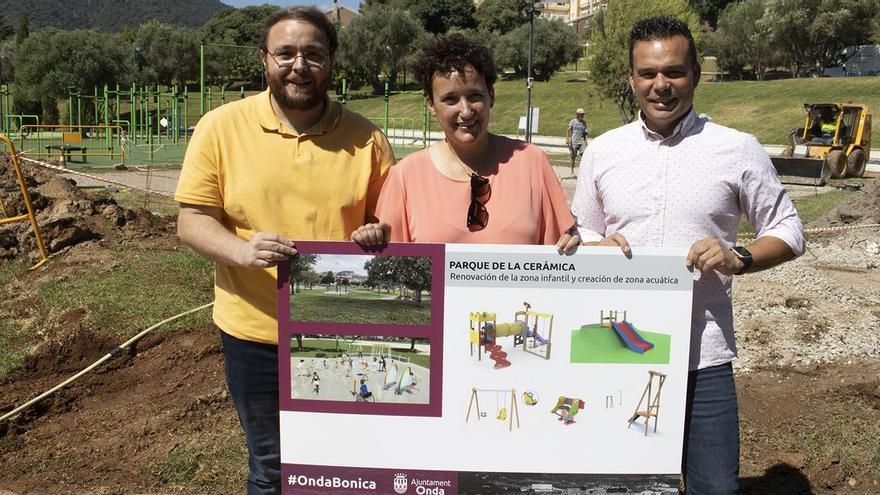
[465,387,520,432]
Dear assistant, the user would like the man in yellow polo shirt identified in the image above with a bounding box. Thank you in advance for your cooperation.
[174,6,394,494]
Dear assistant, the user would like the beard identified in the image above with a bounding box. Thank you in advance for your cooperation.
[268,73,329,111]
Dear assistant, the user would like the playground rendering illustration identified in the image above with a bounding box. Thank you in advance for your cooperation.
[290,339,430,405]
[468,301,553,369]
[570,310,671,364]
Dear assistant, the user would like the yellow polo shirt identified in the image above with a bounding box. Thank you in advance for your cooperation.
[175,90,395,344]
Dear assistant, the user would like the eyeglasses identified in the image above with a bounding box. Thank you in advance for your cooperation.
[265,50,328,69]
[467,173,491,231]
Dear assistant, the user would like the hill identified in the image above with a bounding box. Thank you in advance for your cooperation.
[0,0,230,31]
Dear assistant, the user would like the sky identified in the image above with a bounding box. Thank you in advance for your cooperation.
[313,254,373,276]
[223,0,360,11]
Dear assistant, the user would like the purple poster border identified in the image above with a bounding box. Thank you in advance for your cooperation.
[277,241,445,417]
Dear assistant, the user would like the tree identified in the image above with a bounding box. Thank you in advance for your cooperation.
[364,256,431,306]
[405,0,476,34]
[336,7,425,93]
[201,6,276,88]
[712,0,778,80]
[289,254,317,292]
[475,0,532,34]
[494,18,581,81]
[15,12,28,46]
[125,21,200,86]
[689,0,736,29]
[586,0,701,124]
[0,13,13,40]
[0,39,14,83]
[13,28,127,123]
[320,271,336,285]
[764,0,879,77]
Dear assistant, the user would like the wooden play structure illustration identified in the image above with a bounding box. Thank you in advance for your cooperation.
[466,388,520,432]
[627,370,667,436]
[550,396,585,425]
[468,302,553,369]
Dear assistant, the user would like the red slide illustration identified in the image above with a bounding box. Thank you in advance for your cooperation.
[484,343,511,368]
[610,321,654,354]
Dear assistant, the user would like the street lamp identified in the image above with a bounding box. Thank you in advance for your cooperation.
[525,1,544,142]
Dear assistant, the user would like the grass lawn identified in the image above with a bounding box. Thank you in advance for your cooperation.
[290,287,431,325]
[570,323,671,365]
[343,75,880,145]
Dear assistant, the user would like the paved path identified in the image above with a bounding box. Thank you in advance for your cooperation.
[52,133,877,199]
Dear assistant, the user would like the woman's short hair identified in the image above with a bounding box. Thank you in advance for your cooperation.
[411,33,497,100]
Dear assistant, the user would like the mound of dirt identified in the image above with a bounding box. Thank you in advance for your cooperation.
[812,179,880,227]
[0,153,173,262]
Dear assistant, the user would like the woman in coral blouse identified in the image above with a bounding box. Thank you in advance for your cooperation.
[352,33,578,251]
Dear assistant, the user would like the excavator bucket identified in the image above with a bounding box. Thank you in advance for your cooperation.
[770,156,831,186]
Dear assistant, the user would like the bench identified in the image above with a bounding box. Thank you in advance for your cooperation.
[45,132,87,163]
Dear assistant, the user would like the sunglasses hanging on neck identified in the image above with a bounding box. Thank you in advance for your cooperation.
[467,173,490,231]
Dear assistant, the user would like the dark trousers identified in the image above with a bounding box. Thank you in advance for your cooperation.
[221,331,281,495]
[682,362,740,494]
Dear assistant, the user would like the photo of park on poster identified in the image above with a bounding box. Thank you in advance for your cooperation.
[289,334,430,405]
[288,253,432,326]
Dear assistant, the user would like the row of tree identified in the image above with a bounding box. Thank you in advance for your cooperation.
[0,1,582,123]
[707,0,880,81]
[586,0,880,124]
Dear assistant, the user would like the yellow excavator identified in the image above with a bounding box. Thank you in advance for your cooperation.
[772,103,871,185]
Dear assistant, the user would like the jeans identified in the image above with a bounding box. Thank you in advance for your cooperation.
[682,362,740,494]
[221,331,281,495]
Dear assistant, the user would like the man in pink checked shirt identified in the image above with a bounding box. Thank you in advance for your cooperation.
[571,16,805,495]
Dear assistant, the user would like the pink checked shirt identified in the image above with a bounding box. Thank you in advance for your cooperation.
[572,109,805,370]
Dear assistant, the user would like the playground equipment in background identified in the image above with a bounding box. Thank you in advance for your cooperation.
[0,136,48,269]
[466,388,520,432]
[522,390,539,406]
[383,364,418,395]
[469,301,553,369]
[18,125,124,164]
[600,310,654,354]
[551,396,585,425]
[627,370,667,436]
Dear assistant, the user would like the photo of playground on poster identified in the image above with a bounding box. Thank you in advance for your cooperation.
[288,253,432,325]
[290,335,430,405]
[279,243,695,494]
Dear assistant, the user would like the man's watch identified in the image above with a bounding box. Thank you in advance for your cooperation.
[730,246,753,275]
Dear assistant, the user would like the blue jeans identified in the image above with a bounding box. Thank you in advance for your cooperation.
[682,362,740,494]
[221,331,281,495]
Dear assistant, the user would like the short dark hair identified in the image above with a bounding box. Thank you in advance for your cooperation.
[628,15,698,69]
[411,33,497,100]
[259,6,338,57]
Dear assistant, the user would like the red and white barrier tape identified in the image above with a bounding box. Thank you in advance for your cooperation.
[16,154,174,198]
[738,223,879,238]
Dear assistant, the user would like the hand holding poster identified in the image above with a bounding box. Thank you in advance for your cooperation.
[277,243,693,494]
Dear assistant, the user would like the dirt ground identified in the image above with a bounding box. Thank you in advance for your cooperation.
[1,154,880,494]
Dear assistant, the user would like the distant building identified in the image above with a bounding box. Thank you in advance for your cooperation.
[325,0,359,27]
